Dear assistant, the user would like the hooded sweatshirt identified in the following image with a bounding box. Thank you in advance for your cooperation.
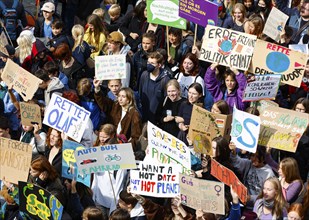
[45,77,64,106]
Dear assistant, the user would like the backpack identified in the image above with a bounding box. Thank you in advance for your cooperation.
[0,0,20,41]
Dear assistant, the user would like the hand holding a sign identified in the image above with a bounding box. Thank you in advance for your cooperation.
[172,196,188,218]
[127,185,146,205]
[210,63,219,70]
[93,79,102,91]
[230,185,239,205]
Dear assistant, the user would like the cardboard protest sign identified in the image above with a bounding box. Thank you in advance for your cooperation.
[74,143,136,175]
[20,102,42,127]
[62,140,91,187]
[289,44,308,54]
[1,59,42,101]
[200,25,257,71]
[147,0,186,29]
[252,99,279,113]
[95,55,126,80]
[263,7,288,42]
[188,105,232,155]
[0,138,32,184]
[130,162,181,198]
[231,106,261,153]
[146,122,191,175]
[43,94,90,142]
[179,174,225,215]
[243,74,281,102]
[211,159,248,204]
[259,105,309,152]
[0,31,9,47]
[249,39,307,87]
[19,181,63,220]
[179,0,218,27]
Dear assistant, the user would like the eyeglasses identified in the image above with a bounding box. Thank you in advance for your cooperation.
[295,108,306,112]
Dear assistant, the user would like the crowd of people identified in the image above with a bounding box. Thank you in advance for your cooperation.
[0,0,309,219]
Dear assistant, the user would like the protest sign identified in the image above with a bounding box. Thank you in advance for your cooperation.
[252,99,279,113]
[20,102,42,127]
[0,44,8,57]
[62,140,91,187]
[0,31,9,47]
[19,181,63,220]
[43,94,90,142]
[179,174,224,215]
[249,39,307,87]
[75,143,136,175]
[130,162,181,198]
[231,106,261,153]
[259,105,309,152]
[147,122,191,174]
[179,0,218,27]
[95,55,126,80]
[200,25,257,71]
[147,0,186,29]
[263,7,288,42]
[289,44,308,54]
[211,159,248,204]
[1,59,42,101]
[243,74,281,102]
[0,138,32,184]
[188,105,232,155]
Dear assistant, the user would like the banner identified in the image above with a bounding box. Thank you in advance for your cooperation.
[95,55,126,80]
[20,102,42,127]
[0,138,32,184]
[249,39,307,87]
[75,143,136,175]
[19,181,63,220]
[243,74,281,102]
[211,159,247,204]
[147,0,186,29]
[179,0,218,27]
[147,122,191,174]
[130,162,181,198]
[1,59,42,101]
[259,105,309,152]
[62,140,91,187]
[43,94,90,142]
[263,7,288,42]
[188,105,232,155]
[231,106,261,153]
[179,174,225,215]
[200,25,257,71]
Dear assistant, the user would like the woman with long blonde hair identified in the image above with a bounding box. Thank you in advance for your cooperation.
[71,24,91,66]
[254,177,288,219]
[16,34,33,63]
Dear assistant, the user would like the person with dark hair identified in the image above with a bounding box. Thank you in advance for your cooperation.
[0,115,10,138]
[205,63,247,113]
[109,208,131,220]
[255,0,272,21]
[211,100,230,115]
[139,51,171,123]
[133,32,156,90]
[119,1,146,52]
[48,19,72,52]
[230,145,276,209]
[167,27,183,71]
[35,68,64,106]
[44,60,69,90]
[175,53,204,98]
[118,189,146,219]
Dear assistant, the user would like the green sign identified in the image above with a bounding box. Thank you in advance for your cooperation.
[146,0,186,29]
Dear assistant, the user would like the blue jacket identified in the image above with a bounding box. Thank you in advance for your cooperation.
[139,68,171,123]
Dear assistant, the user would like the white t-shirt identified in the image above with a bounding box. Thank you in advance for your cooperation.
[175,72,205,98]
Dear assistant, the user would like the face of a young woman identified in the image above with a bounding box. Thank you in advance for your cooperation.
[22,125,34,132]
[244,0,253,8]
[49,129,60,147]
[30,167,40,178]
[225,75,237,92]
[295,103,306,113]
[99,131,111,145]
[167,85,180,102]
[211,103,221,114]
[169,34,180,45]
[118,90,130,108]
[188,87,201,104]
[234,8,244,21]
[263,180,277,201]
[244,21,255,35]
[182,58,194,74]
[287,211,302,220]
